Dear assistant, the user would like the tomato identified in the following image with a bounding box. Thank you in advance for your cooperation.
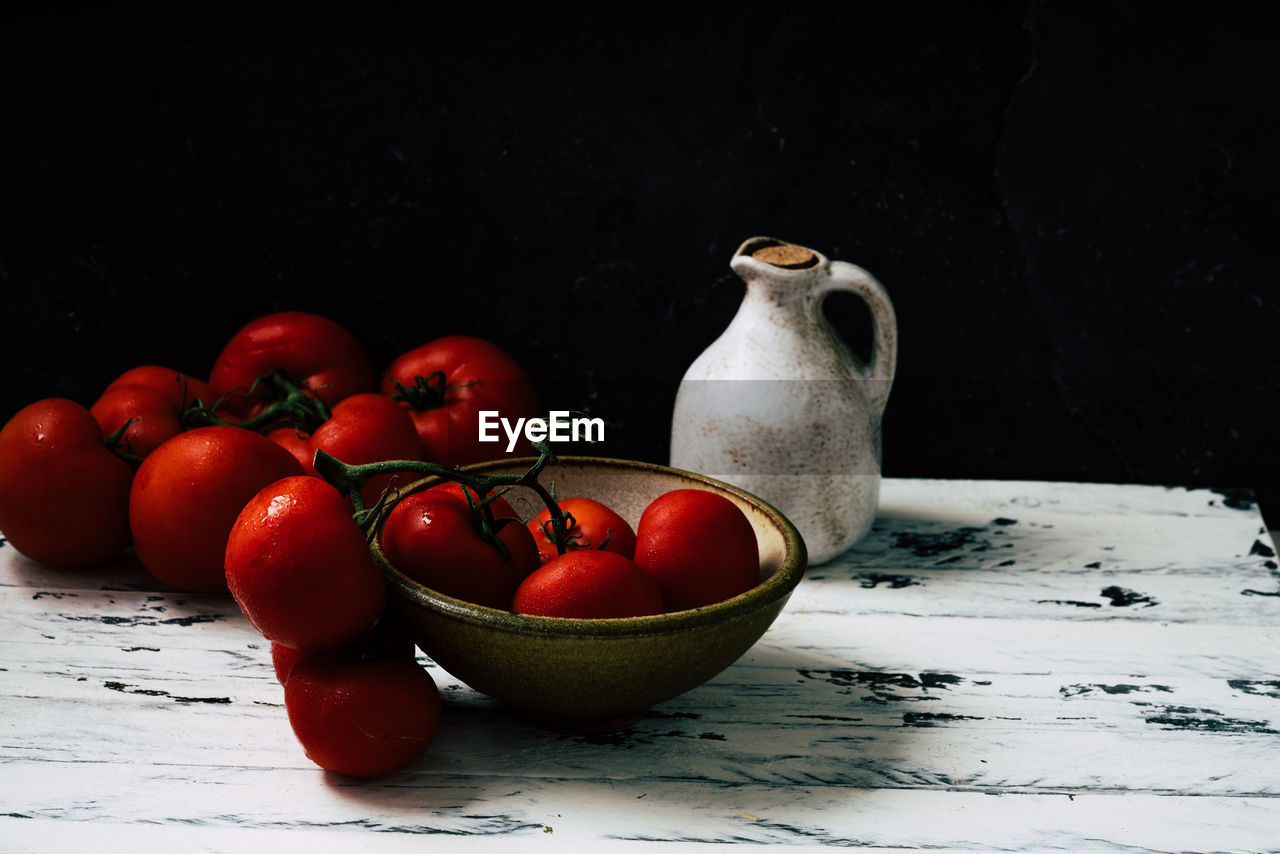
[292,393,425,507]
[0,399,133,569]
[379,336,539,468]
[264,425,312,471]
[511,550,663,618]
[102,365,219,411]
[225,475,388,651]
[284,651,441,777]
[210,312,376,416]
[379,483,538,609]
[129,426,305,593]
[271,642,306,684]
[270,622,415,684]
[526,496,636,564]
[91,366,224,461]
[633,489,760,611]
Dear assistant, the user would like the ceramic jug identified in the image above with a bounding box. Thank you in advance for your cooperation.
[669,237,897,565]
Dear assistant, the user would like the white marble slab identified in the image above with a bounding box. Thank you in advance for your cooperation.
[1,478,1278,853]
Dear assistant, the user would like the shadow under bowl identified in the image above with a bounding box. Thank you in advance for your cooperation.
[369,456,808,732]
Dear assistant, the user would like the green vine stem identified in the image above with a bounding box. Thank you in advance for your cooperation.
[181,370,332,433]
[312,442,576,557]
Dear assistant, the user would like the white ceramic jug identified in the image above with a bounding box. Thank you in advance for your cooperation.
[669,237,897,565]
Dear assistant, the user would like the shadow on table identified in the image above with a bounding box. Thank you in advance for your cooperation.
[322,641,941,838]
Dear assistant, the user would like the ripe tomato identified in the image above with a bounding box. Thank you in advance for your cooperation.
[129,426,305,593]
[291,393,425,507]
[379,483,538,609]
[633,489,760,611]
[92,365,224,461]
[512,550,664,618]
[271,642,306,684]
[526,496,637,564]
[226,475,388,651]
[284,652,441,777]
[0,399,133,569]
[264,425,311,471]
[270,622,415,684]
[91,385,184,461]
[209,311,375,416]
[102,365,219,411]
[379,336,539,468]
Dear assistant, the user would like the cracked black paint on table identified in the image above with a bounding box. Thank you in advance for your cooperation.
[1,477,1278,851]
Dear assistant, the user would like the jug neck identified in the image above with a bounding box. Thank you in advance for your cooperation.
[730,237,828,312]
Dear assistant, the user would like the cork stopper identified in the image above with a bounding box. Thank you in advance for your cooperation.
[749,241,818,269]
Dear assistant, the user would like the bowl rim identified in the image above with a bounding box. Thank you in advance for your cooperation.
[369,455,808,638]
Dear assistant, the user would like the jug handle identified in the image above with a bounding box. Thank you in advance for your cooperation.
[817,261,898,416]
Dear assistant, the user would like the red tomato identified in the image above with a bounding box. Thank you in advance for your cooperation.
[91,385,185,461]
[226,475,388,651]
[0,399,133,569]
[102,365,219,410]
[264,425,312,471]
[271,642,306,684]
[511,550,663,618]
[271,623,415,684]
[285,652,441,777]
[210,312,376,416]
[92,366,225,461]
[379,336,539,467]
[526,496,637,564]
[297,393,425,507]
[129,426,305,593]
[633,489,760,611]
[379,483,538,609]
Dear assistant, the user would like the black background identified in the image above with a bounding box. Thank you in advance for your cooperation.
[2,3,1277,522]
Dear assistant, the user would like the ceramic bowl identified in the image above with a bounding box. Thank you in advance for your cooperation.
[369,456,807,732]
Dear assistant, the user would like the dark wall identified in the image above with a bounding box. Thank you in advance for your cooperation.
[3,3,1277,518]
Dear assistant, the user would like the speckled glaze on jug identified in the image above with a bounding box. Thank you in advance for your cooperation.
[669,237,897,565]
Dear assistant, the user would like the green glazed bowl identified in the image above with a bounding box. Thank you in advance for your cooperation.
[369,456,807,732]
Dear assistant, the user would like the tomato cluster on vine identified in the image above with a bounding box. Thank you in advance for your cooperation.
[0,311,539,580]
[0,310,763,778]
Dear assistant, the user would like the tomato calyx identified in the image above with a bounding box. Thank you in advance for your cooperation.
[101,417,146,467]
[387,371,482,411]
[183,370,332,433]
[312,441,578,559]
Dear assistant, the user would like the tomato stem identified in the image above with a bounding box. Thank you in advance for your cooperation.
[102,417,145,466]
[312,441,576,557]
[181,370,331,433]
[388,372,483,410]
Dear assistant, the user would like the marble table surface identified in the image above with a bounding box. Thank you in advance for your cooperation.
[2,478,1278,853]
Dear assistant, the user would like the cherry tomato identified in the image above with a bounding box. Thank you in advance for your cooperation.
[0,399,133,569]
[294,393,425,507]
[226,475,388,651]
[129,426,305,593]
[379,483,538,609]
[526,496,636,564]
[210,311,376,416]
[379,336,539,467]
[285,651,441,777]
[512,549,664,618]
[633,489,760,611]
